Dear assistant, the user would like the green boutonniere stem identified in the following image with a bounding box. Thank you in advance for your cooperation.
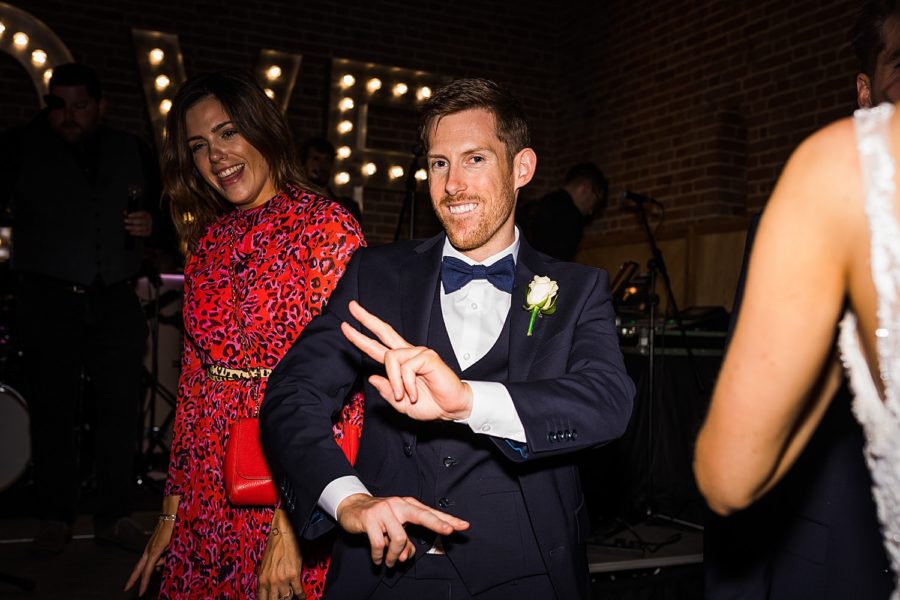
[527,306,540,336]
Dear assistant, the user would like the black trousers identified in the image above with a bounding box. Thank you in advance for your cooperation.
[16,274,148,525]
[366,553,555,600]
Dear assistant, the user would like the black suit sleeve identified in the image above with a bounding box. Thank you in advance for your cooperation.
[261,250,366,537]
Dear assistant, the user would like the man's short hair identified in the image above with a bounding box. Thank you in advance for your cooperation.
[48,63,102,100]
[298,136,335,162]
[852,0,900,77]
[565,162,608,208]
[418,78,530,163]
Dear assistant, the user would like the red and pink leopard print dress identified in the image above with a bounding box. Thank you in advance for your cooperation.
[161,186,364,599]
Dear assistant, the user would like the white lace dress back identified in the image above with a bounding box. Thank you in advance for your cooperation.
[840,102,900,596]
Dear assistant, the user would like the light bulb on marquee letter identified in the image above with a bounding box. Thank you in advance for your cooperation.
[389,165,404,179]
[13,32,29,48]
[148,48,165,65]
[362,162,377,176]
[154,74,170,91]
[337,120,353,134]
[415,168,428,181]
[31,49,47,66]
[340,74,355,88]
[265,65,282,81]
[338,97,354,111]
[366,78,382,93]
[336,146,351,159]
[392,83,408,97]
[335,171,350,186]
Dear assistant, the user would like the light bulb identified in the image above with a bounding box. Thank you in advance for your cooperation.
[336,146,352,159]
[154,74,170,91]
[338,97,354,111]
[335,171,350,185]
[392,83,408,97]
[417,86,432,101]
[149,48,165,65]
[362,162,377,176]
[415,168,428,181]
[337,120,353,134]
[43,69,53,85]
[13,32,29,48]
[366,78,382,93]
[389,165,404,179]
[340,74,356,88]
[264,88,276,99]
[266,65,282,81]
[159,99,172,114]
[31,49,47,66]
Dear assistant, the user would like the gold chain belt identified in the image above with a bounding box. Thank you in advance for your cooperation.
[206,364,272,381]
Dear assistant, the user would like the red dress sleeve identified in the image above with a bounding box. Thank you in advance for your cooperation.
[164,333,204,497]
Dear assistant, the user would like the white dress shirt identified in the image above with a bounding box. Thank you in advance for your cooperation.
[318,230,528,520]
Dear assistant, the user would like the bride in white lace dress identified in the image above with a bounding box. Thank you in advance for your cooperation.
[694,103,900,595]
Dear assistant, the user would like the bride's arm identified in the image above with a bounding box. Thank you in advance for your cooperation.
[694,118,861,515]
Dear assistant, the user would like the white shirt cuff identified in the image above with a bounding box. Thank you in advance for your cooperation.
[318,475,371,520]
[456,380,526,442]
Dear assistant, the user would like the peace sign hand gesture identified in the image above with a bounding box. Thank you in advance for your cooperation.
[340,301,473,422]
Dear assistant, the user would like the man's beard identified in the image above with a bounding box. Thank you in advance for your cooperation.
[435,181,516,252]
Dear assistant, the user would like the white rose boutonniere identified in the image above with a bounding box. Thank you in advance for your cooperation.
[524,275,559,336]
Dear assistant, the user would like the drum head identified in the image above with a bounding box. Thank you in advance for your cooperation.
[0,384,29,491]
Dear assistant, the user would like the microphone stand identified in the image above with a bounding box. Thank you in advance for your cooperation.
[394,145,424,242]
[629,195,704,530]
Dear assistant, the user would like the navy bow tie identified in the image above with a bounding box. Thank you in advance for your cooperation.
[441,254,516,294]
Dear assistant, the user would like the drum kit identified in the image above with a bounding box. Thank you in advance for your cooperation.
[0,272,185,496]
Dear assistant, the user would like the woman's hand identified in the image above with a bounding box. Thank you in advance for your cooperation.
[124,495,180,596]
[257,508,304,600]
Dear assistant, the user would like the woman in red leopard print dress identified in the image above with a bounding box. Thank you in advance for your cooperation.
[126,71,363,600]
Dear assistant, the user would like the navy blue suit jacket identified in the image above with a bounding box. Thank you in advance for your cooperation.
[261,234,635,599]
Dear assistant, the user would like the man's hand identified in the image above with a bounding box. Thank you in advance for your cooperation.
[336,493,469,567]
[124,210,153,238]
[341,300,473,421]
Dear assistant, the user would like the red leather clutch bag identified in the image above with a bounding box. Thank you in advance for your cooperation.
[224,417,278,506]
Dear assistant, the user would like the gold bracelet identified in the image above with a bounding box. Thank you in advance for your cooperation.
[158,513,177,522]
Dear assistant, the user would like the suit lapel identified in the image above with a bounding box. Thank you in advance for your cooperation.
[399,234,445,346]
[508,241,549,381]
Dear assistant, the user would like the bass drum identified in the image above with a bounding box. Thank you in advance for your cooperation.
[0,383,29,492]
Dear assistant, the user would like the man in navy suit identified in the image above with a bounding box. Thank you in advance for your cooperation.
[261,78,634,600]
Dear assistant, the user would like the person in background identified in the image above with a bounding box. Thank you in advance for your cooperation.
[520,162,607,262]
[0,62,159,555]
[125,71,364,600]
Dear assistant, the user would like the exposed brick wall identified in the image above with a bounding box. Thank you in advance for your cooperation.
[2,0,864,248]
[558,0,861,248]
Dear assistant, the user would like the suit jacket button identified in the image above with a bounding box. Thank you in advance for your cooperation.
[438,497,452,509]
[571,429,578,440]
[548,432,557,443]
[443,456,457,467]
[402,442,413,457]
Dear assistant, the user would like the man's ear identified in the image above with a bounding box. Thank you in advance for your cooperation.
[512,147,537,192]
[857,73,873,109]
